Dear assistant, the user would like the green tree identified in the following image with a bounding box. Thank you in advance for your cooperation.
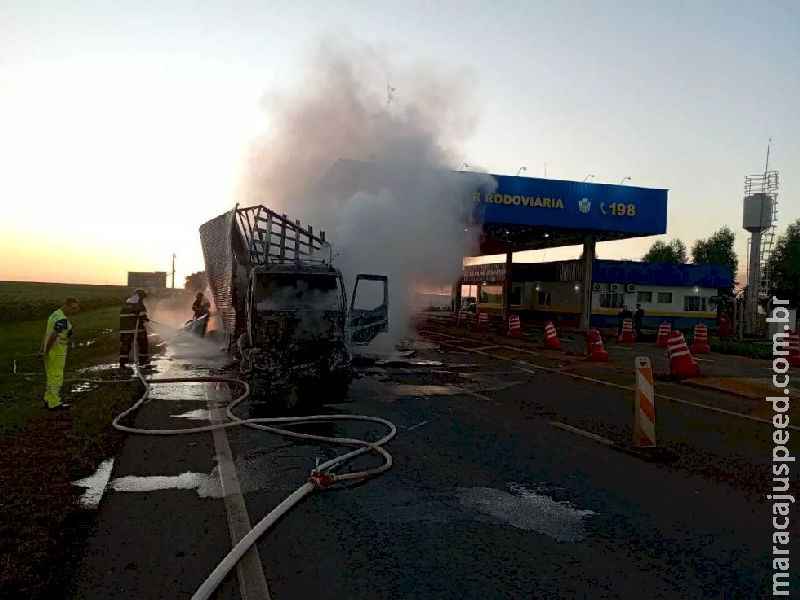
[691,227,738,278]
[642,238,687,263]
[184,271,207,293]
[768,219,800,305]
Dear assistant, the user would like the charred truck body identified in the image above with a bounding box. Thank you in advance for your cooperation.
[200,205,388,409]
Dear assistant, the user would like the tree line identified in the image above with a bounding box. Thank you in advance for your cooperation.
[641,219,800,303]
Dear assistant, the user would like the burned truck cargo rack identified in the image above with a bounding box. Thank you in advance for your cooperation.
[234,205,332,266]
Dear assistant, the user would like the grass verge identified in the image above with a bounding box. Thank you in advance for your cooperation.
[0,306,145,599]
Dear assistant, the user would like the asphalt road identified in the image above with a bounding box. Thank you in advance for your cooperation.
[69,334,798,599]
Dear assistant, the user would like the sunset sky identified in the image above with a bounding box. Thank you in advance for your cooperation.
[2,1,798,286]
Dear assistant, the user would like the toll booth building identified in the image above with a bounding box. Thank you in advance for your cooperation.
[315,160,670,329]
[462,260,733,329]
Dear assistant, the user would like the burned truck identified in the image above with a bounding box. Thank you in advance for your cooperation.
[199,204,388,409]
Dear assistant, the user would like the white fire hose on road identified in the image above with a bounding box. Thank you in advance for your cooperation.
[113,331,396,600]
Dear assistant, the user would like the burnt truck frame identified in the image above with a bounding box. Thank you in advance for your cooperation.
[200,204,388,410]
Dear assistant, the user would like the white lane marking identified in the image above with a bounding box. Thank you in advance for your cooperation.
[422,329,800,431]
[455,386,499,405]
[609,346,632,350]
[694,357,714,363]
[549,422,614,446]
[406,420,430,432]
[206,384,271,600]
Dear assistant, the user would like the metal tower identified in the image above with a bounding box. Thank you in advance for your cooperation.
[742,142,779,334]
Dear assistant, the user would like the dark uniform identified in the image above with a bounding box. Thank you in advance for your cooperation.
[191,294,210,337]
[120,290,149,367]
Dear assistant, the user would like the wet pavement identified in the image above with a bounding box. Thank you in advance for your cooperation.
[68,330,797,599]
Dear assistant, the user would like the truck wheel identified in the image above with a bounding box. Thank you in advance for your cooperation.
[328,374,351,402]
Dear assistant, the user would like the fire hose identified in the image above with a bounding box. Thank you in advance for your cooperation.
[113,328,396,600]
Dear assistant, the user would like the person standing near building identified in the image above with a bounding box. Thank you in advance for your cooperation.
[120,289,150,368]
[40,298,80,410]
[634,303,645,340]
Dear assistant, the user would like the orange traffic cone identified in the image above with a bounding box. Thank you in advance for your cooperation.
[507,315,524,338]
[667,331,700,379]
[618,318,636,343]
[788,331,800,368]
[585,329,609,361]
[474,311,489,332]
[718,313,733,338]
[655,322,671,347]
[690,324,711,354]
[543,321,562,350]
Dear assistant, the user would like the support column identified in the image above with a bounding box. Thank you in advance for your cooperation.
[579,234,596,330]
[502,251,513,320]
[452,278,463,313]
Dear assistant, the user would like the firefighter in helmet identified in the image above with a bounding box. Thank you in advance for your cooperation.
[119,288,150,368]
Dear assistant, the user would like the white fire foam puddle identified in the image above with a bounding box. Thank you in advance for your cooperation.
[110,472,223,497]
[170,409,212,421]
[73,458,115,509]
[457,482,595,542]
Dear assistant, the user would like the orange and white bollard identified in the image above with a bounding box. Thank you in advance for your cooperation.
[618,318,636,343]
[543,321,562,350]
[585,329,610,361]
[475,311,489,331]
[507,315,524,338]
[655,322,671,348]
[788,331,800,368]
[690,323,711,354]
[666,330,701,379]
[633,356,656,448]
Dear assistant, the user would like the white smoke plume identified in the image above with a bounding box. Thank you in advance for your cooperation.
[240,36,495,340]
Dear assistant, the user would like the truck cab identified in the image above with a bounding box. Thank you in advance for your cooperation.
[200,204,389,410]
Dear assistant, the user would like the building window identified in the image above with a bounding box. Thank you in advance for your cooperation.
[684,296,707,312]
[479,285,503,304]
[510,285,522,306]
[599,292,625,309]
[636,291,653,303]
[537,291,552,306]
[657,292,673,304]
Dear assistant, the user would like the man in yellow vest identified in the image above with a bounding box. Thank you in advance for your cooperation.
[40,297,80,410]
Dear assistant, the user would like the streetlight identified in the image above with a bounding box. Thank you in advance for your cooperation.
[619,176,631,184]
[516,166,527,176]
[583,174,594,182]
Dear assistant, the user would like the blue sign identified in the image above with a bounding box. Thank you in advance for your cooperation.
[472,175,667,236]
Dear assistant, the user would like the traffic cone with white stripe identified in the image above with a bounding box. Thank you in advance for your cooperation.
[655,322,671,348]
[667,331,700,379]
[618,318,636,343]
[507,314,524,338]
[543,321,561,350]
[474,311,489,332]
[690,324,711,354]
[633,357,656,448]
[788,331,800,368]
[585,329,609,361]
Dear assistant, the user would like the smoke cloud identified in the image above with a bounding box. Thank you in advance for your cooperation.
[240,36,495,340]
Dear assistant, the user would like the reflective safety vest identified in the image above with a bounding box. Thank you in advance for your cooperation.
[43,308,73,356]
[120,297,148,334]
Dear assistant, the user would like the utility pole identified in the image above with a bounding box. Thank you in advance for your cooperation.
[171,253,176,289]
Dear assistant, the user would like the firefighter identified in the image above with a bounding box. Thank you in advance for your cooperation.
[190,292,211,336]
[119,288,150,368]
[40,297,80,410]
